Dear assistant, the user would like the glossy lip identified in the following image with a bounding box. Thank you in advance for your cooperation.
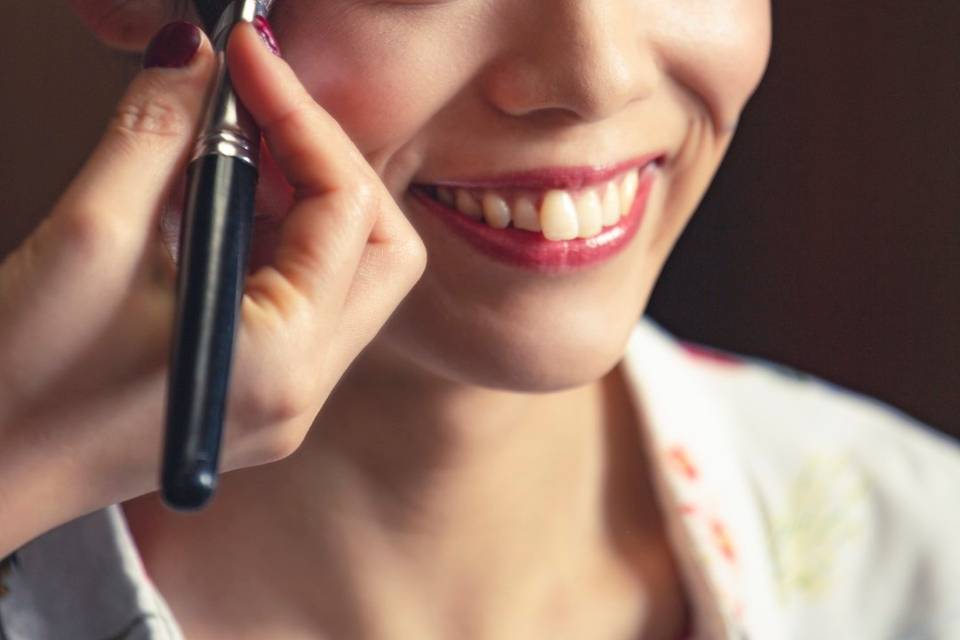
[417,152,666,192]
[408,161,658,275]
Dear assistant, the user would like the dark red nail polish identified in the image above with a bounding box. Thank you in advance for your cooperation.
[143,21,203,69]
[253,15,281,57]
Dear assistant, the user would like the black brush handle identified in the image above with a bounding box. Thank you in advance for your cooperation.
[162,154,256,510]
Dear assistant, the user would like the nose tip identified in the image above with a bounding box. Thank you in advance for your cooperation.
[482,6,660,124]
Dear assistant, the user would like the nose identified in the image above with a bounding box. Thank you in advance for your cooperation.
[481,2,660,124]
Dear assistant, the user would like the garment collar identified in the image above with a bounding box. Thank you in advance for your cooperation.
[621,315,783,640]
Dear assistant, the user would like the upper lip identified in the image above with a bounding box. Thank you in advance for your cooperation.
[412,151,666,192]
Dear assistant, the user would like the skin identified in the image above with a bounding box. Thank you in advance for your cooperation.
[69,1,772,638]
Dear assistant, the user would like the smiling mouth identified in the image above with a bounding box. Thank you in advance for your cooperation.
[409,154,664,242]
[406,155,661,273]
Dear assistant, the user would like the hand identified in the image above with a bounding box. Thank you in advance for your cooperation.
[0,20,426,553]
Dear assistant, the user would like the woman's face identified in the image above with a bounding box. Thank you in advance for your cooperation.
[243,0,770,391]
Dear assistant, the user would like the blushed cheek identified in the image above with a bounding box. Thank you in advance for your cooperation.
[283,42,453,156]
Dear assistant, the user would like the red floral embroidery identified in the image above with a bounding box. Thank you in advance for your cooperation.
[678,341,742,366]
[709,518,737,564]
[666,445,700,481]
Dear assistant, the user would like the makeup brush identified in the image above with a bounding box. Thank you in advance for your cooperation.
[194,0,238,32]
[161,0,275,510]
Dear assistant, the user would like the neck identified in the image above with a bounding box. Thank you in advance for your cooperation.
[128,343,678,638]
[303,347,610,547]
[265,346,614,602]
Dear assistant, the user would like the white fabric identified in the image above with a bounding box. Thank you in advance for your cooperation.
[0,506,182,639]
[1,314,958,639]
[624,318,960,639]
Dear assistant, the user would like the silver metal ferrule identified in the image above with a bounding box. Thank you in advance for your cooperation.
[190,0,270,167]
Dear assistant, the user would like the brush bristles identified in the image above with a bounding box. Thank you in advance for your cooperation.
[194,0,231,31]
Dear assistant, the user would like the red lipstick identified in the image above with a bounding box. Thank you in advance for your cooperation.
[424,152,664,191]
[409,159,659,274]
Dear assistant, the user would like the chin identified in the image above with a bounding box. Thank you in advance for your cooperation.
[378,293,644,394]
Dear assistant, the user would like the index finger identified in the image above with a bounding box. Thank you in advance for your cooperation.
[227,22,372,198]
[226,22,390,324]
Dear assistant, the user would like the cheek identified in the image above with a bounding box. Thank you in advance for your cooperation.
[274,14,466,155]
[654,0,772,131]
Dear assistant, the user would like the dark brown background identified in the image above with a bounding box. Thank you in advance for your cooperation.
[3,3,957,435]
[648,2,959,436]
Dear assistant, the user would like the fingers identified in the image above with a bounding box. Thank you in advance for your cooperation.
[227,23,392,320]
[227,22,370,198]
[220,23,426,441]
[56,23,217,275]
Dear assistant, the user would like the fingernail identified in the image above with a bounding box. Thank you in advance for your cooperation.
[253,15,282,57]
[143,21,203,69]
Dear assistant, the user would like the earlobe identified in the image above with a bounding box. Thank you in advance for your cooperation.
[66,0,198,52]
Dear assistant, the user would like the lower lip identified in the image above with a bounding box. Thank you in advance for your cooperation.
[408,163,657,274]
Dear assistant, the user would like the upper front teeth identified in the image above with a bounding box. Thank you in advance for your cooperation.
[454,189,482,219]
[541,191,578,240]
[602,182,620,226]
[481,192,511,229]
[513,197,540,231]
[574,189,603,238]
[433,168,643,241]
